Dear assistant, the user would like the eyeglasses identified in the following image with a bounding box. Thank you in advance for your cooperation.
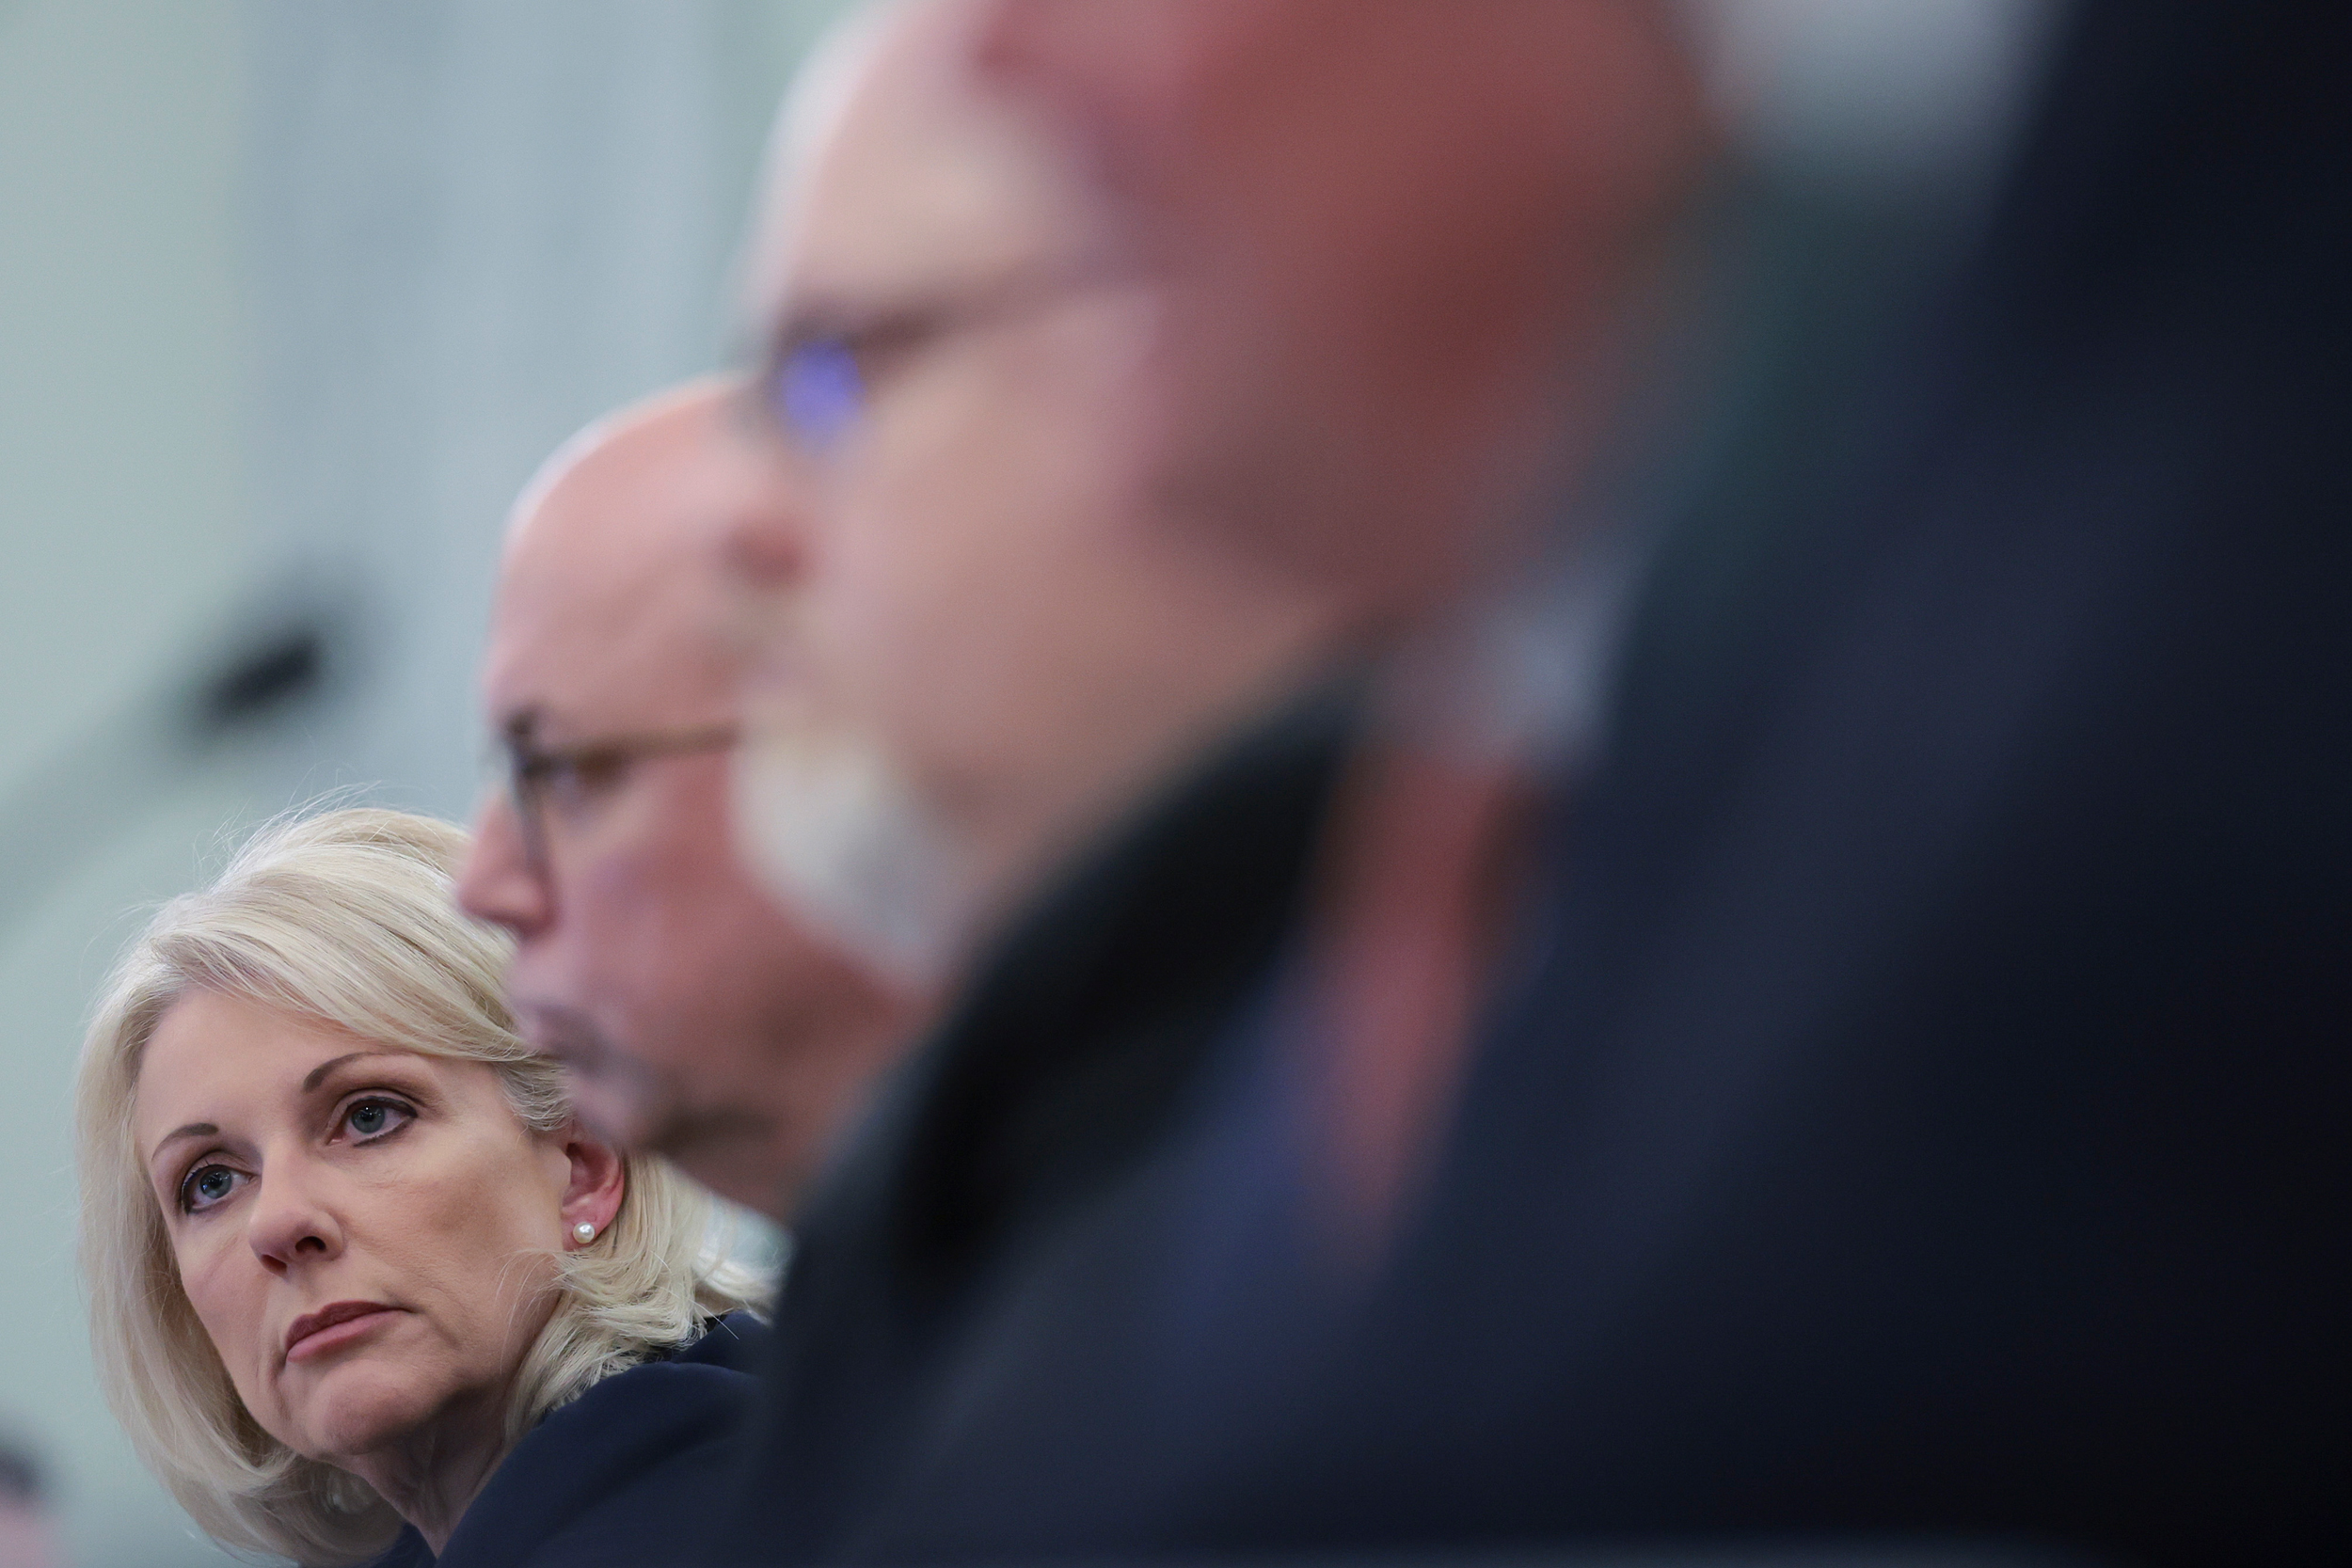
[755,257,1133,458]
[493,721,739,882]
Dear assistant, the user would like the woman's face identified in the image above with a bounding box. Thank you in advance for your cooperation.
[131,990,585,1469]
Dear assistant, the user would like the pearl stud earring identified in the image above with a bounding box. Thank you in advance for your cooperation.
[573,1222,597,1243]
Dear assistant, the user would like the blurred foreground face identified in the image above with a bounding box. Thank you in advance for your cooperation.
[975,0,1711,616]
[728,0,1329,982]
[457,386,916,1218]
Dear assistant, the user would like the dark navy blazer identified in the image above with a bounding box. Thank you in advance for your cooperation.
[370,1310,767,1568]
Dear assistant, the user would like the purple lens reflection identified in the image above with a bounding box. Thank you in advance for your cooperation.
[774,340,866,451]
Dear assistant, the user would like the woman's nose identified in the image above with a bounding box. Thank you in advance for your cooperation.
[245,1166,343,1274]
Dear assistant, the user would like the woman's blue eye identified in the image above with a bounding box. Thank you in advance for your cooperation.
[345,1100,405,1138]
[182,1164,242,1212]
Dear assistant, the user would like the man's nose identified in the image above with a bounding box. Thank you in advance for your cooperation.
[456,790,550,936]
[719,497,809,594]
[246,1164,344,1275]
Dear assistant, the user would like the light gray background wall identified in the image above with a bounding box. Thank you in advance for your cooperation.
[0,4,847,1562]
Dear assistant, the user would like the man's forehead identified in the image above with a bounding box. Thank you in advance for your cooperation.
[487,563,740,744]
[485,405,746,735]
[753,2,1093,328]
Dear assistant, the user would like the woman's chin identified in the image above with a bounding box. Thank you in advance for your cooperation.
[282,1358,448,1464]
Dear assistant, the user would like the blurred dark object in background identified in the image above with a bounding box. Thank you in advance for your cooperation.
[723,0,2349,1564]
[0,583,349,938]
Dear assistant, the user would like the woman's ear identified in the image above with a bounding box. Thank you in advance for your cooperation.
[557,1125,627,1248]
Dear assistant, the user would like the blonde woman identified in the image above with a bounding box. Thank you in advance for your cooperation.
[76,809,768,1567]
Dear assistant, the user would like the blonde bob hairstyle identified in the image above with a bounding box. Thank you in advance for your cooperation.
[75,807,766,1567]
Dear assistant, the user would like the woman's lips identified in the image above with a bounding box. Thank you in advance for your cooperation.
[283,1301,398,1364]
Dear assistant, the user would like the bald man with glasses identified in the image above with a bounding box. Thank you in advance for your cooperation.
[457,380,920,1221]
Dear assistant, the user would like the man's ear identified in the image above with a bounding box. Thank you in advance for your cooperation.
[557,1126,628,1247]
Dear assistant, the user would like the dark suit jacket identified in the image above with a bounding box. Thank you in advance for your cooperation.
[716,2,2351,1562]
[371,1311,768,1568]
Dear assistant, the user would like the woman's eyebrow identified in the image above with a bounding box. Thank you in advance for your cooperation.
[149,1123,218,1166]
[299,1050,399,1094]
